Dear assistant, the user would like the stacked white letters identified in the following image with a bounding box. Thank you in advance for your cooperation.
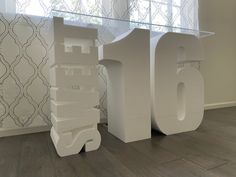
[49,17,101,157]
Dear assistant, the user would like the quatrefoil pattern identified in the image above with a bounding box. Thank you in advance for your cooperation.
[0,13,52,128]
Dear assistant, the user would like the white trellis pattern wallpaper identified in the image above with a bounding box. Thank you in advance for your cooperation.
[0,13,51,129]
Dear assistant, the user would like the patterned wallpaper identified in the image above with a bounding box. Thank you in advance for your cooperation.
[0,12,108,132]
[0,13,52,130]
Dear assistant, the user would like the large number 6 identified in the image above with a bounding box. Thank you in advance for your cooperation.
[151,32,204,135]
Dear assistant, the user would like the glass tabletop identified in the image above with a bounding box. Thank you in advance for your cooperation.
[51,9,214,45]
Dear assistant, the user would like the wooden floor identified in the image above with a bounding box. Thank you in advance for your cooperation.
[1,107,236,177]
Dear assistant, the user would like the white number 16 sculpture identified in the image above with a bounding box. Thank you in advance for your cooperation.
[49,17,205,157]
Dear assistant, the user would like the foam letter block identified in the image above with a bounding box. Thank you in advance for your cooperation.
[49,66,98,89]
[49,17,101,157]
[50,101,99,117]
[99,29,151,143]
[51,126,101,157]
[51,113,100,133]
[50,87,99,102]
[49,17,98,67]
[150,32,204,135]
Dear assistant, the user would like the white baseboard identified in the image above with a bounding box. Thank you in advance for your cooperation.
[204,101,236,110]
[0,125,51,138]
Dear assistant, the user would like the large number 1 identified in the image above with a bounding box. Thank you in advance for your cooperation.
[99,29,151,143]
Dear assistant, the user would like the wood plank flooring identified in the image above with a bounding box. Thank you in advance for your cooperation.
[1,107,236,177]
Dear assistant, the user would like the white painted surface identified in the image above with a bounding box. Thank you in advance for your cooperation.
[49,17,101,157]
[151,32,204,135]
[99,28,151,143]
[204,101,236,110]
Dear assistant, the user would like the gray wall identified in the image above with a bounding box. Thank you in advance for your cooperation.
[199,0,236,109]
